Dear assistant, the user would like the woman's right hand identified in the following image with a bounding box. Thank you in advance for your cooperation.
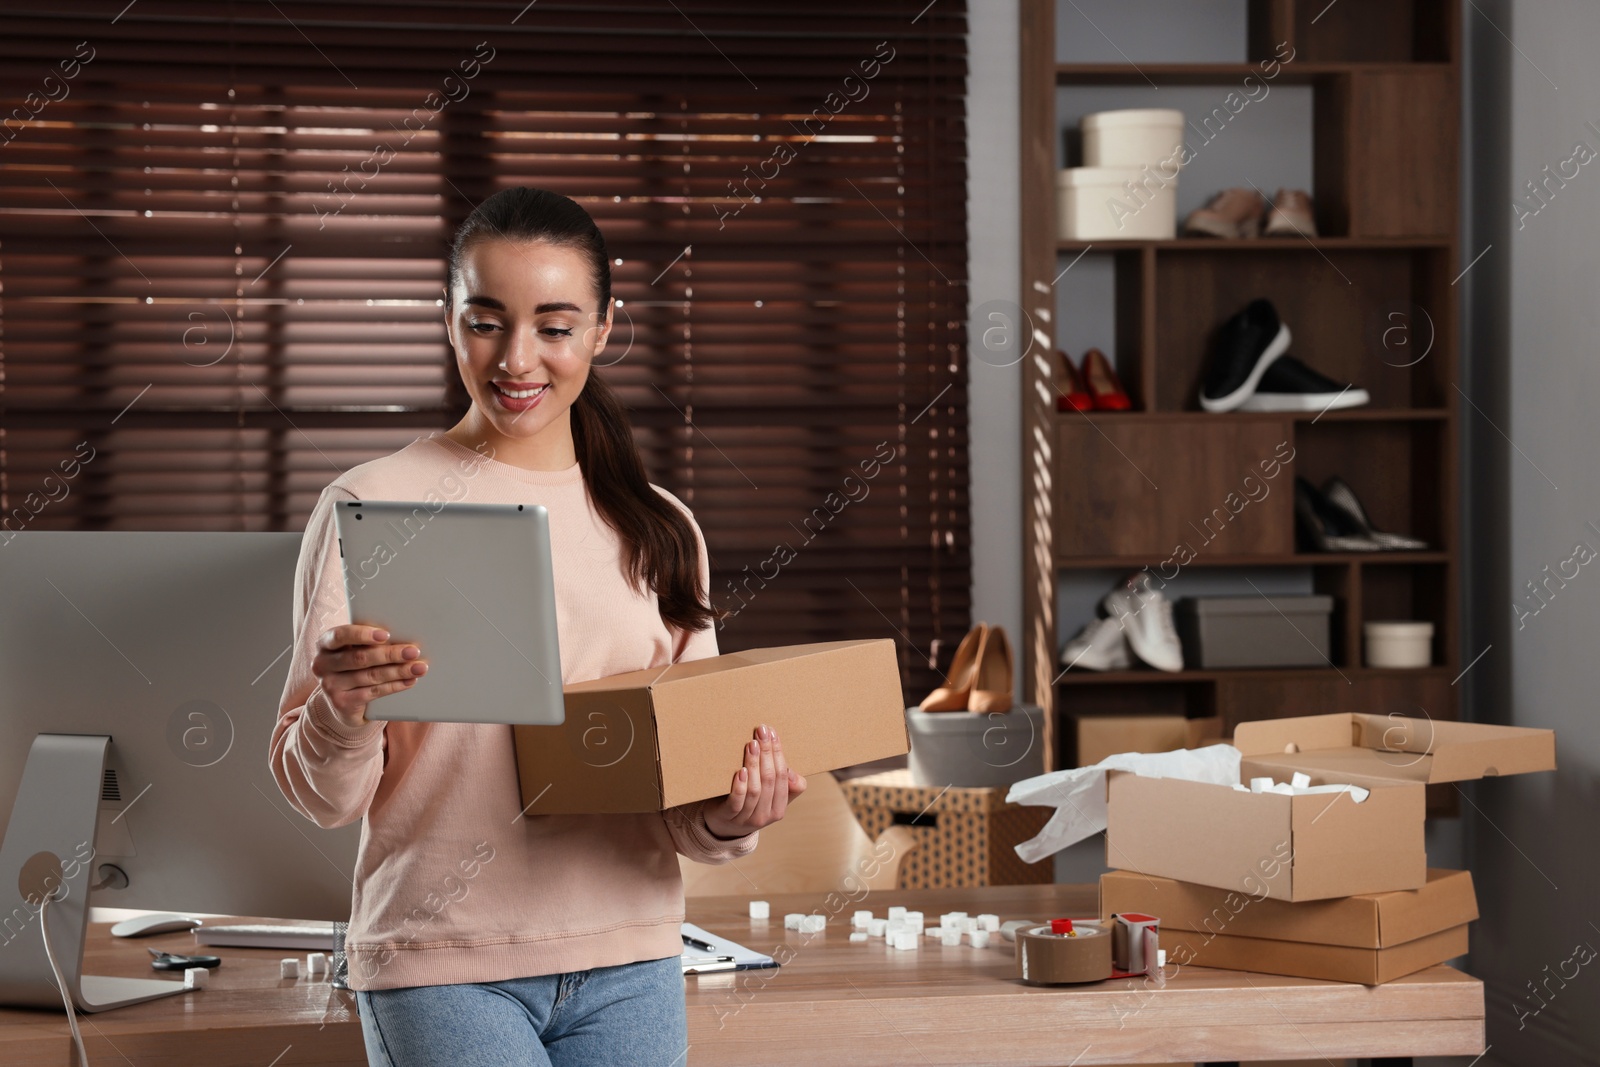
[311,625,427,728]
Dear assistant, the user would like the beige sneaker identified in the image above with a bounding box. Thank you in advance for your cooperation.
[1182,187,1266,239]
[1264,188,1318,237]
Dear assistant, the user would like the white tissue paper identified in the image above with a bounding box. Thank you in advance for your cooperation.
[1005,744,1243,864]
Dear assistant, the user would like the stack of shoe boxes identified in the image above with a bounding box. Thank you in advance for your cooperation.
[1057,108,1185,240]
[1096,714,1555,984]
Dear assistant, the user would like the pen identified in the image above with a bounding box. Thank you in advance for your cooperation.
[681,955,737,974]
[682,933,718,953]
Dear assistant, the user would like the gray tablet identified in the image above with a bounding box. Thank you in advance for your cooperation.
[333,500,565,726]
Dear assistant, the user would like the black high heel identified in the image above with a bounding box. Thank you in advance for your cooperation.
[1320,477,1429,551]
[1295,478,1381,552]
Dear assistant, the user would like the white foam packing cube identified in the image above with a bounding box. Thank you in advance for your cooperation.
[1291,772,1312,789]
[784,913,804,930]
[1303,783,1371,802]
[888,906,907,921]
[967,930,991,948]
[892,931,918,950]
[801,915,826,934]
[183,967,208,990]
[849,931,869,942]
[924,926,944,939]
[280,958,300,979]
[904,911,923,925]
[940,929,963,947]
[1250,777,1273,793]
[977,914,1000,932]
[957,917,977,933]
[868,918,888,937]
[306,952,328,977]
[852,910,873,929]
[749,900,770,920]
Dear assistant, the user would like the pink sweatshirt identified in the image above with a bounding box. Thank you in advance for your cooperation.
[269,433,756,991]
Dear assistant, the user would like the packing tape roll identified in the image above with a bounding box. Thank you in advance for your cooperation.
[1015,922,1113,985]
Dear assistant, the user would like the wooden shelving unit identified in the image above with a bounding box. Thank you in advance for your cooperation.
[1019,0,1462,777]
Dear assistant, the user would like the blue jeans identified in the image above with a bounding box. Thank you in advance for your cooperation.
[356,955,688,1067]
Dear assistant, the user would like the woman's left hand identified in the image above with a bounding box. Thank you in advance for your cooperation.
[703,724,807,839]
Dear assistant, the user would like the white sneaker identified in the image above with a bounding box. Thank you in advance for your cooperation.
[1059,616,1133,672]
[1101,573,1184,673]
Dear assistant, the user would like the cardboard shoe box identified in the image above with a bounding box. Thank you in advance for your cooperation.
[1073,714,1223,767]
[1164,924,1469,985]
[1105,714,1554,902]
[1100,868,1478,949]
[1101,868,1478,984]
[513,640,909,815]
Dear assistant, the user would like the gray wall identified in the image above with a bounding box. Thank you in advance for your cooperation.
[966,0,1024,682]
[1465,2,1600,1064]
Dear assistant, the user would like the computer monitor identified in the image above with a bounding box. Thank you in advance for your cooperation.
[0,532,360,1011]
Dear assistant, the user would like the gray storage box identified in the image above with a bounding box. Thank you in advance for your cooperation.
[1175,595,1335,669]
[906,704,1046,788]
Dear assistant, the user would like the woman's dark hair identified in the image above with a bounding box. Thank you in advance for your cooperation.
[446,187,716,632]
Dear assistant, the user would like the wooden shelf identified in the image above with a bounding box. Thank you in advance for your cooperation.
[1053,409,1450,423]
[1054,61,1454,85]
[1056,666,1451,686]
[1055,237,1452,252]
[1056,552,1448,569]
[1017,0,1462,770]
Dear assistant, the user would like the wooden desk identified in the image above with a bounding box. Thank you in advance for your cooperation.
[683,886,1485,1066]
[0,885,1485,1066]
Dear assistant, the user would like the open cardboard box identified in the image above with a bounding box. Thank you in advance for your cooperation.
[513,639,910,815]
[1106,714,1554,902]
[1235,712,1557,789]
[1106,770,1425,902]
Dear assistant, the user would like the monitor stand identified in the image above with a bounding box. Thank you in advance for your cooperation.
[0,734,185,1012]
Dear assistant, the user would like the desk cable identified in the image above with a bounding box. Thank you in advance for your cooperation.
[39,893,89,1067]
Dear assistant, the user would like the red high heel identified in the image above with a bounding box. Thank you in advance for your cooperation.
[1054,350,1094,412]
[1083,348,1132,411]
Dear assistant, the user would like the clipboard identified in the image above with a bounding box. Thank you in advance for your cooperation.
[680,922,777,971]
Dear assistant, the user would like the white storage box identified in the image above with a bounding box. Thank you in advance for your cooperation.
[1364,620,1434,668]
[1057,167,1179,240]
[1083,108,1186,171]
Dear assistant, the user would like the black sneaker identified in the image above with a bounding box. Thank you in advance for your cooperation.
[1199,299,1291,412]
[1237,355,1370,412]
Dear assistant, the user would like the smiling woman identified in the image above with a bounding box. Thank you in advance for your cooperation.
[269,190,810,1067]
[440,188,718,634]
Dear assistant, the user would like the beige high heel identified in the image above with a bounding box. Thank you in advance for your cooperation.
[968,625,1014,713]
[919,624,988,712]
